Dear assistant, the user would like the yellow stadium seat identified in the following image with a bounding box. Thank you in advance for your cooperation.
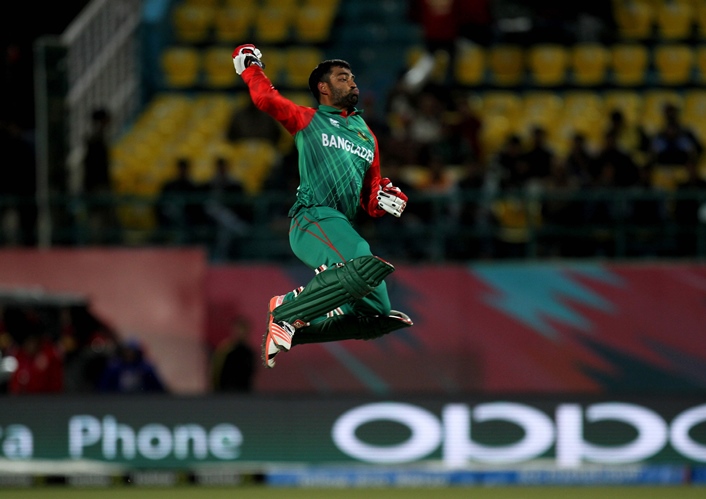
[655,1,694,40]
[527,44,569,86]
[479,91,523,123]
[520,91,564,131]
[653,44,694,86]
[293,5,337,43]
[172,4,215,43]
[229,139,279,194]
[610,44,649,86]
[696,1,706,39]
[487,45,525,87]
[613,0,655,40]
[641,89,683,134]
[224,0,255,7]
[203,46,238,88]
[694,45,706,83]
[160,47,201,88]
[559,91,605,145]
[183,0,219,6]
[570,43,610,86]
[603,89,642,125]
[259,47,286,86]
[254,6,293,44]
[284,47,324,88]
[214,6,255,43]
[682,89,706,129]
[454,43,486,86]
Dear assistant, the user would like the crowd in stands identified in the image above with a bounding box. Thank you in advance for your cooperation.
[2,0,706,262]
[0,301,167,395]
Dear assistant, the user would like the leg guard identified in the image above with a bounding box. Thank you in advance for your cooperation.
[292,310,413,346]
[273,255,394,328]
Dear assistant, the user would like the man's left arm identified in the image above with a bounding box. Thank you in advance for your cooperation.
[360,130,408,218]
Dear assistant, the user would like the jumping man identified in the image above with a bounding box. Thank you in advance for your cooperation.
[233,44,413,368]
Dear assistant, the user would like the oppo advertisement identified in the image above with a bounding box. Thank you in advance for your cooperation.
[1,396,705,469]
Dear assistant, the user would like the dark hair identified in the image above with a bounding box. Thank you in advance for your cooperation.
[308,59,351,103]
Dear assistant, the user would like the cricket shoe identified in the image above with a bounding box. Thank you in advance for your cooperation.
[262,295,295,368]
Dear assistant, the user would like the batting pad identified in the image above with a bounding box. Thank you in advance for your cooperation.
[292,310,413,345]
[272,255,394,328]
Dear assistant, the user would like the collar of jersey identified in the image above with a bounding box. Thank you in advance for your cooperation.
[317,105,364,117]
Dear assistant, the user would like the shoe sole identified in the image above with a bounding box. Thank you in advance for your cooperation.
[262,295,285,368]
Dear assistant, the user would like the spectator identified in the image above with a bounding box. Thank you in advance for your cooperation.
[81,107,116,243]
[673,160,706,256]
[450,157,492,259]
[650,103,703,168]
[406,0,493,90]
[226,98,282,147]
[592,130,640,188]
[564,132,596,187]
[211,317,256,393]
[155,157,203,242]
[443,93,483,164]
[541,158,583,256]
[202,156,250,261]
[97,339,166,394]
[522,126,555,181]
[605,109,649,168]
[0,120,36,246]
[496,134,531,189]
[4,307,63,395]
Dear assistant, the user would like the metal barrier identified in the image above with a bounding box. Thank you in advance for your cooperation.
[3,188,705,262]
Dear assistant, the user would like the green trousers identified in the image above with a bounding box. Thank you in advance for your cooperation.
[286,206,391,322]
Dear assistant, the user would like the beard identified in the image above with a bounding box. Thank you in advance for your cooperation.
[331,87,358,109]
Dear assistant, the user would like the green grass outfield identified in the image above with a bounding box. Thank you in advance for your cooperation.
[1,486,705,499]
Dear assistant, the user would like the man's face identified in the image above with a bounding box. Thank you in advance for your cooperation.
[326,67,358,109]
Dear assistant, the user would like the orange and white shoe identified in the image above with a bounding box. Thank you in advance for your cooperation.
[262,295,295,368]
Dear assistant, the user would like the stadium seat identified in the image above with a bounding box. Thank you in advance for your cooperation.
[171,3,215,43]
[696,1,706,39]
[293,5,337,43]
[682,89,706,130]
[603,89,642,125]
[487,45,525,87]
[653,44,694,86]
[694,45,706,84]
[559,91,605,147]
[610,44,649,86]
[454,43,486,86]
[284,46,324,88]
[570,43,610,86]
[183,0,219,6]
[254,6,293,43]
[640,89,683,134]
[229,139,279,194]
[160,47,201,88]
[479,91,524,123]
[527,44,569,87]
[654,0,694,40]
[520,91,564,132]
[258,47,285,86]
[214,5,255,43]
[613,0,655,40]
[203,46,238,88]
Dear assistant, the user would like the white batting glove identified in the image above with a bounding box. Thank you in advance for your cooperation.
[377,178,408,217]
[232,44,264,75]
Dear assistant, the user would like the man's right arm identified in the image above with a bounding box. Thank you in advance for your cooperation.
[241,66,315,135]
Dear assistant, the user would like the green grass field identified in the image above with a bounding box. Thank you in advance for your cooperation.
[1,486,704,499]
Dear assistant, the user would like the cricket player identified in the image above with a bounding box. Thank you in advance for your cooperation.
[233,44,413,368]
